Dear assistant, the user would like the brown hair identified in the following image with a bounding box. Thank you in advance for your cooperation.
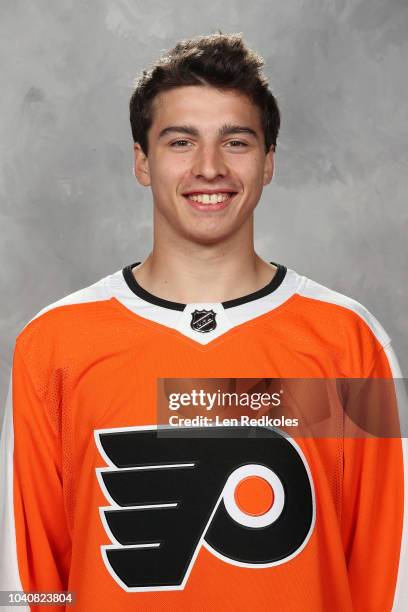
[129,33,281,155]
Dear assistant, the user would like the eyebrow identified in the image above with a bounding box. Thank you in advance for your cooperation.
[158,123,259,140]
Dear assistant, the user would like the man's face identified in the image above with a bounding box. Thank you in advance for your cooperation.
[133,85,274,245]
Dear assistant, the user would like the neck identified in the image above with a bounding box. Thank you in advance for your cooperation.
[132,249,277,305]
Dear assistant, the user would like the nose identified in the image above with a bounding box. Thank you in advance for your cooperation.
[191,144,228,181]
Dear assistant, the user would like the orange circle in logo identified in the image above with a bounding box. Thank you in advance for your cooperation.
[234,475,275,516]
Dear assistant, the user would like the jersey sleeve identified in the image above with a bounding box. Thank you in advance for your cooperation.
[0,342,72,610]
[341,343,408,611]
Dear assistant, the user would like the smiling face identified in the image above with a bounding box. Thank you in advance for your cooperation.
[133,85,274,245]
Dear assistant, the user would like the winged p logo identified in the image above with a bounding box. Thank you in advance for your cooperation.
[94,425,315,592]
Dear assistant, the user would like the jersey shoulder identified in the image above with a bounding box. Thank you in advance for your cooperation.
[27,273,110,324]
[14,269,119,354]
[289,271,391,348]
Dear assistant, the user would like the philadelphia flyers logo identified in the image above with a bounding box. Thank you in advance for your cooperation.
[94,425,315,592]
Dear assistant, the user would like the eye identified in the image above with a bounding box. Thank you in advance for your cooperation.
[226,140,248,148]
[170,139,192,148]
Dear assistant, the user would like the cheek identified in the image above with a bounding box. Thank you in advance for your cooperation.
[239,158,265,188]
[150,155,188,190]
[232,150,264,174]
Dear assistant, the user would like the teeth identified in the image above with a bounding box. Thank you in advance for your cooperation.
[187,193,232,204]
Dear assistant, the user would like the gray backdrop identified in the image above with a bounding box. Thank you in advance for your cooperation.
[1,0,407,417]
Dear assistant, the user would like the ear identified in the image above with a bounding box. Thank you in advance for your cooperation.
[133,142,151,187]
[263,147,275,186]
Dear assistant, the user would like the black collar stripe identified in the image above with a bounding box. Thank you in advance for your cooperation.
[122,262,287,312]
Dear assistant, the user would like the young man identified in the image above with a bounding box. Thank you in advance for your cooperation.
[0,34,406,611]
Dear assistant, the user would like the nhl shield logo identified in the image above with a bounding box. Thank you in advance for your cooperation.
[190,309,217,333]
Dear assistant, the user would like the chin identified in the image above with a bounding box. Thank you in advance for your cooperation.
[182,228,234,246]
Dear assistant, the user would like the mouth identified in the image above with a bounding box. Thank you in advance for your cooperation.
[182,191,238,211]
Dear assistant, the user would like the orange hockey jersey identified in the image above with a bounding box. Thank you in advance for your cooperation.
[0,261,407,611]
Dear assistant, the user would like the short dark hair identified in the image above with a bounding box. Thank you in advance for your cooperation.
[129,33,281,155]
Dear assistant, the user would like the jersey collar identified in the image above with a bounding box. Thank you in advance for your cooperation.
[122,262,287,312]
[105,262,301,346]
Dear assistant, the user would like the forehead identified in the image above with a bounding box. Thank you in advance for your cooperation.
[150,86,263,134]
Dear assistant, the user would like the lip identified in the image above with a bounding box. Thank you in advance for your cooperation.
[182,189,237,196]
[183,192,237,212]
